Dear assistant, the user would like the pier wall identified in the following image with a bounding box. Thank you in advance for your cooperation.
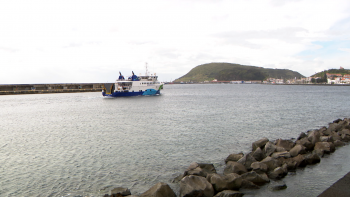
[0,83,104,95]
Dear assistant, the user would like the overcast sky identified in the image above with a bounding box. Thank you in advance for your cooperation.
[1,0,350,84]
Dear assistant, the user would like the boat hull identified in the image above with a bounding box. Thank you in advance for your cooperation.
[102,88,160,97]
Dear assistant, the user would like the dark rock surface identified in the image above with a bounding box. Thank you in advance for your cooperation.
[318,172,350,197]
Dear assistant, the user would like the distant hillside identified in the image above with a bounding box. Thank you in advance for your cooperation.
[311,68,350,78]
[175,63,304,82]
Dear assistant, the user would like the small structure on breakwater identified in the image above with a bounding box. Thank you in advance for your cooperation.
[0,83,103,95]
[103,118,350,197]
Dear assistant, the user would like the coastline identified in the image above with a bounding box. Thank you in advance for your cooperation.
[169,82,350,86]
[1,83,350,95]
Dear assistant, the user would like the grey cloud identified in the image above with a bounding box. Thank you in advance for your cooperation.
[63,42,83,48]
[155,47,230,63]
[213,27,308,48]
[0,46,19,53]
[189,52,232,62]
[87,41,102,45]
[128,40,156,45]
[327,16,350,38]
[270,0,302,7]
[178,0,224,2]
[155,48,181,59]
[62,41,102,48]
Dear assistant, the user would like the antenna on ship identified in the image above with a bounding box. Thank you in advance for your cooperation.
[145,62,149,76]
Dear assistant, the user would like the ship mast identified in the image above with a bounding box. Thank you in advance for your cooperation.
[145,62,149,76]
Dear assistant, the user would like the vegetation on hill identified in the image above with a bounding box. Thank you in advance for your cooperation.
[175,63,304,82]
[311,69,350,78]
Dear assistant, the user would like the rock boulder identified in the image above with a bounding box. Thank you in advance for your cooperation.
[251,162,268,173]
[275,139,294,151]
[341,134,350,142]
[308,130,321,146]
[271,151,291,159]
[237,153,257,171]
[260,156,282,172]
[289,144,306,157]
[180,175,214,197]
[314,142,335,154]
[140,182,176,197]
[304,153,321,165]
[268,164,288,179]
[224,161,247,175]
[214,190,244,197]
[276,157,298,171]
[263,141,276,157]
[225,153,244,163]
[241,179,260,189]
[327,122,343,133]
[240,171,270,185]
[320,136,333,142]
[339,129,350,135]
[110,187,131,196]
[252,137,269,151]
[295,137,314,151]
[330,131,342,141]
[268,181,287,191]
[297,132,307,140]
[208,173,243,192]
[184,162,216,177]
[252,147,265,161]
[333,140,345,147]
[292,154,307,167]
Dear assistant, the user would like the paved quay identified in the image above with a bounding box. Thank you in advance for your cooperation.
[318,172,350,197]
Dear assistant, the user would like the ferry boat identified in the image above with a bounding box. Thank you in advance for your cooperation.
[102,71,163,97]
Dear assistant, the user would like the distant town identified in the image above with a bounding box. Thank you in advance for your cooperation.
[177,72,350,85]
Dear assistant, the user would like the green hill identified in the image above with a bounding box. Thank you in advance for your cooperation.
[311,68,350,78]
[175,63,304,82]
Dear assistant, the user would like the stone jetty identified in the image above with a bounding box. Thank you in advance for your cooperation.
[0,83,103,95]
[104,118,350,197]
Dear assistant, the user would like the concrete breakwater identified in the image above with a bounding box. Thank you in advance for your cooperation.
[103,118,350,197]
[0,83,103,95]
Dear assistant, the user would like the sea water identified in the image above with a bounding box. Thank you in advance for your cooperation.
[1,84,350,196]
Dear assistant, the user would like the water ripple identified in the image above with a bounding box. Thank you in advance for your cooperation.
[1,85,350,196]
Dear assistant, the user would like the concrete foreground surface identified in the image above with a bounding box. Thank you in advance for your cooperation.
[318,172,350,197]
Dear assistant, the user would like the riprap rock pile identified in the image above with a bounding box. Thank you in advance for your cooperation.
[104,118,350,197]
